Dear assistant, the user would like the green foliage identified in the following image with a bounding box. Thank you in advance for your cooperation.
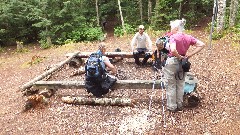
[0,46,5,53]
[67,25,104,43]
[114,24,135,37]
[23,55,46,67]
[151,30,166,37]
[114,26,124,37]
[0,0,216,46]
[151,0,178,30]
[39,39,51,49]
[16,48,29,53]
[212,32,224,40]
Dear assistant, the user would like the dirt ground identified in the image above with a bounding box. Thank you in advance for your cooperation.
[0,23,239,135]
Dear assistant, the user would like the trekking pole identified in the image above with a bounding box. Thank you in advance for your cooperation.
[159,69,166,128]
[208,0,218,50]
[148,69,157,116]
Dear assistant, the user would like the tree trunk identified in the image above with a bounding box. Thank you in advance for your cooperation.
[216,0,226,32]
[118,0,125,32]
[148,0,152,23]
[96,0,99,26]
[178,1,182,19]
[20,51,80,92]
[62,96,136,106]
[229,0,239,27]
[155,0,160,16]
[139,0,143,23]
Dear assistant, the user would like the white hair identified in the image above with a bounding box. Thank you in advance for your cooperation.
[170,18,186,32]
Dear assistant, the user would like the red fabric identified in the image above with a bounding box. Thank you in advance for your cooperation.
[169,33,197,56]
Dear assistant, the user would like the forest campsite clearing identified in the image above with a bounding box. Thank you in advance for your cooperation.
[0,27,240,135]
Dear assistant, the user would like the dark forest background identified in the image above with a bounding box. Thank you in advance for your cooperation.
[0,0,238,49]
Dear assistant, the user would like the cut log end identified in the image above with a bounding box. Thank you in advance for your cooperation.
[62,96,136,107]
[22,94,49,112]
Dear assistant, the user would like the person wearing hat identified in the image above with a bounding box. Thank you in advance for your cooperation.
[163,18,205,112]
[152,37,169,70]
[130,25,153,65]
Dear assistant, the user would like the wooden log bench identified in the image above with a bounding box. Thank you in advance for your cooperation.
[20,51,157,94]
[66,52,153,67]
[20,51,159,109]
[65,52,153,59]
[32,80,161,90]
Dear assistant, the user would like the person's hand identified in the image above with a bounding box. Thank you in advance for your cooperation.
[185,54,192,59]
[148,49,152,52]
[146,50,153,55]
[133,49,138,53]
[178,55,184,60]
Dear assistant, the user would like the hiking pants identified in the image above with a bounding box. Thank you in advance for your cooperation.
[133,48,151,65]
[163,57,185,110]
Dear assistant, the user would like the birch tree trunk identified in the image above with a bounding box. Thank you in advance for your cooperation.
[117,0,125,32]
[216,0,226,32]
[229,0,239,27]
[148,0,152,23]
[96,0,99,26]
[139,0,143,23]
[62,96,136,106]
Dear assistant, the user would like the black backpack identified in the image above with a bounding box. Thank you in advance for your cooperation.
[181,58,191,72]
[85,53,105,82]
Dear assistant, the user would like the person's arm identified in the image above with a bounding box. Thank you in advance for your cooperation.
[146,33,152,51]
[104,57,117,75]
[186,39,205,58]
[131,33,138,52]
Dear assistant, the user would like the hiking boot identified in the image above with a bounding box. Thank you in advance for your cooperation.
[168,109,178,113]
[177,107,183,111]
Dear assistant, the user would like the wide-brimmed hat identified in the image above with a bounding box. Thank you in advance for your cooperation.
[185,72,198,84]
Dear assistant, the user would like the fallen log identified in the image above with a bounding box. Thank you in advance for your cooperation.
[62,96,135,106]
[20,51,80,92]
[70,67,85,76]
[33,80,161,90]
[66,52,153,58]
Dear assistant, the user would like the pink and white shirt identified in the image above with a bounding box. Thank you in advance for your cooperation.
[169,33,197,56]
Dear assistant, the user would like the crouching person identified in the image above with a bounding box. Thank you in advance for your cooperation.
[152,37,169,70]
[85,43,117,97]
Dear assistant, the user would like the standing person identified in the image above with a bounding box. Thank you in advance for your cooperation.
[163,19,205,112]
[85,43,117,97]
[131,25,153,65]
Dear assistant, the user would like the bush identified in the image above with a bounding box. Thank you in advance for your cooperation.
[68,26,104,42]
[114,23,135,37]
[212,32,223,40]
[39,39,52,49]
